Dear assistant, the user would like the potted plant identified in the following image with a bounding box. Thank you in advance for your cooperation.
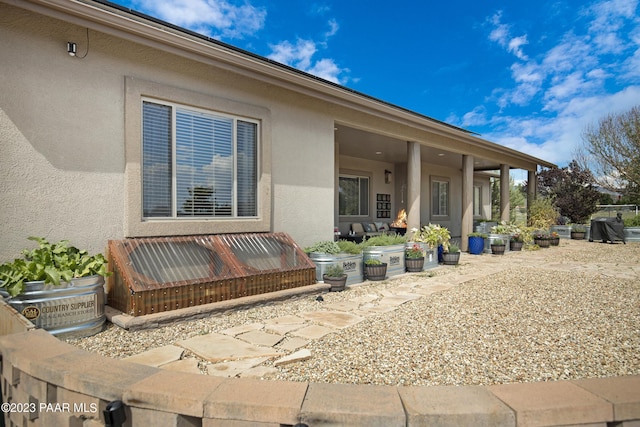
[364,258,387,281]
[510,233,524,251]
[571,224,586,240]
[550,231,560,246]
[322,264,347,292]
[305,240,363,286]
[533,230,551,248]
[490,238,506,255]
[405,244,425,272]
[468,232,486,255]
[412,224,451,263]
[361,233,407,278]
[408,225,448,269]
[441,243,461,265]
[0,237,110,338]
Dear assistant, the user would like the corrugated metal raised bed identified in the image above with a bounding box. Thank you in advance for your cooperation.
[107,233,316,316]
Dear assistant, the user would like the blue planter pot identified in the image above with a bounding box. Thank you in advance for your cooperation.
[437,244,444,263]
[468,237,485,255]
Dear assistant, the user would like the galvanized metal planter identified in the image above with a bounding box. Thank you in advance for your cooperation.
[0,275,105,338]
[362,244,405,278]
[624,227,640,242]
[310,252,363,286]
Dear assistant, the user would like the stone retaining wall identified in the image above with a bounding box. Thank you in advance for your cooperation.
[2,330,639,426]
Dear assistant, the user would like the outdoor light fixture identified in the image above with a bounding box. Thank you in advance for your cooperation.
[385,169,392,184]
[67,42,77,56]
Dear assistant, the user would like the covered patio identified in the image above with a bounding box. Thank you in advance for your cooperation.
[334,122,555,250]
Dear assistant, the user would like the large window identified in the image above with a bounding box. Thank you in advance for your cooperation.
[431,178,449,217]
[339,174,369,216]
[142,100,258,219]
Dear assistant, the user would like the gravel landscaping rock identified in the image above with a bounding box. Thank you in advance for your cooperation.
[67,241,640,386]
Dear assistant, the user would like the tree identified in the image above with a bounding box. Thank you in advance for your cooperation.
[537,161,600,223]
[579,105,640,201]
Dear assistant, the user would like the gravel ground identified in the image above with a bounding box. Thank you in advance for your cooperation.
[67,241,640,386]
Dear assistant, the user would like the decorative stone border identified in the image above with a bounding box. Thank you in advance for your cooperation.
[2,329,639,426]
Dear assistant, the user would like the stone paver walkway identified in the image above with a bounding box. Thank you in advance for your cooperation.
[119,240,639,378]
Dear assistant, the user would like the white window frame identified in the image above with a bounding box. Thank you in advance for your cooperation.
[124,77,272,237]
[141,98,260,220]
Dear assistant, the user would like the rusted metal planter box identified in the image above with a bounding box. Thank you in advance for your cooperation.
[107,233,316,317]
[0,275,106,338]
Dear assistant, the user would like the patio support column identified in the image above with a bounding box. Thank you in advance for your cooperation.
[461,155,474,252]
[406,141,421,232]
[527,169,537,225]
[500,164,510,223]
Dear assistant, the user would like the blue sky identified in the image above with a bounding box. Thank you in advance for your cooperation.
[114,0,640,172]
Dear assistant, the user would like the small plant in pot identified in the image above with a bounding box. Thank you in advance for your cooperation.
[323,264,347,292]
[571,224,587,240]
[533,230,551,248]
[468,232,487,255]
[490,238,506,255]
[550,231,560,246]
[364,258,387,281]
[405,244,424,272]
[441,242,461,265]
[510,233,524,251]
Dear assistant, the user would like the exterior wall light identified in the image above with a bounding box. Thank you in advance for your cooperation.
[67,42,77,56]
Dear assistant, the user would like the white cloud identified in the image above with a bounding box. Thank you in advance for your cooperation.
[267,19,348,84]
[134,0,266,39]
[487,11,529,60]
[464,0,640,166]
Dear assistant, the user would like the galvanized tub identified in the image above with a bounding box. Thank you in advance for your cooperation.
[624,227,640,242]
[0,275,105,338]
[363,244,405,278]
[551,225,572,239]
[484,234,510,254]
[309,252,363,286]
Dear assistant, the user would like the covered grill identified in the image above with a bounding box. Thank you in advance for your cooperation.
[590,216,626,244]
[107,233,316,316]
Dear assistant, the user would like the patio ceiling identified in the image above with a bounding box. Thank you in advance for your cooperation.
[335,124,503,171]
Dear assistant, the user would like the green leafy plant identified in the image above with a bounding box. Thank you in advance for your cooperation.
[405,244,423,259]
[624,215,640,227]
[410,224,451,250]
[0,237,110,297]
[364,258,383,265]
[336,240,363,254]
[468,232,487,238]
[323,264,345,278]
[447,243,460,253]
[492,239,504,245]
[571,224,586,233]
[362,233,407,247]
[304,240,341,254]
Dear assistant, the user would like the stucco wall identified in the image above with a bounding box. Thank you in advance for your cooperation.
[0,3,335,259]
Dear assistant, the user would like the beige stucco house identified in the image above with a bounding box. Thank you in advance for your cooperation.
[0,0,554,261]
